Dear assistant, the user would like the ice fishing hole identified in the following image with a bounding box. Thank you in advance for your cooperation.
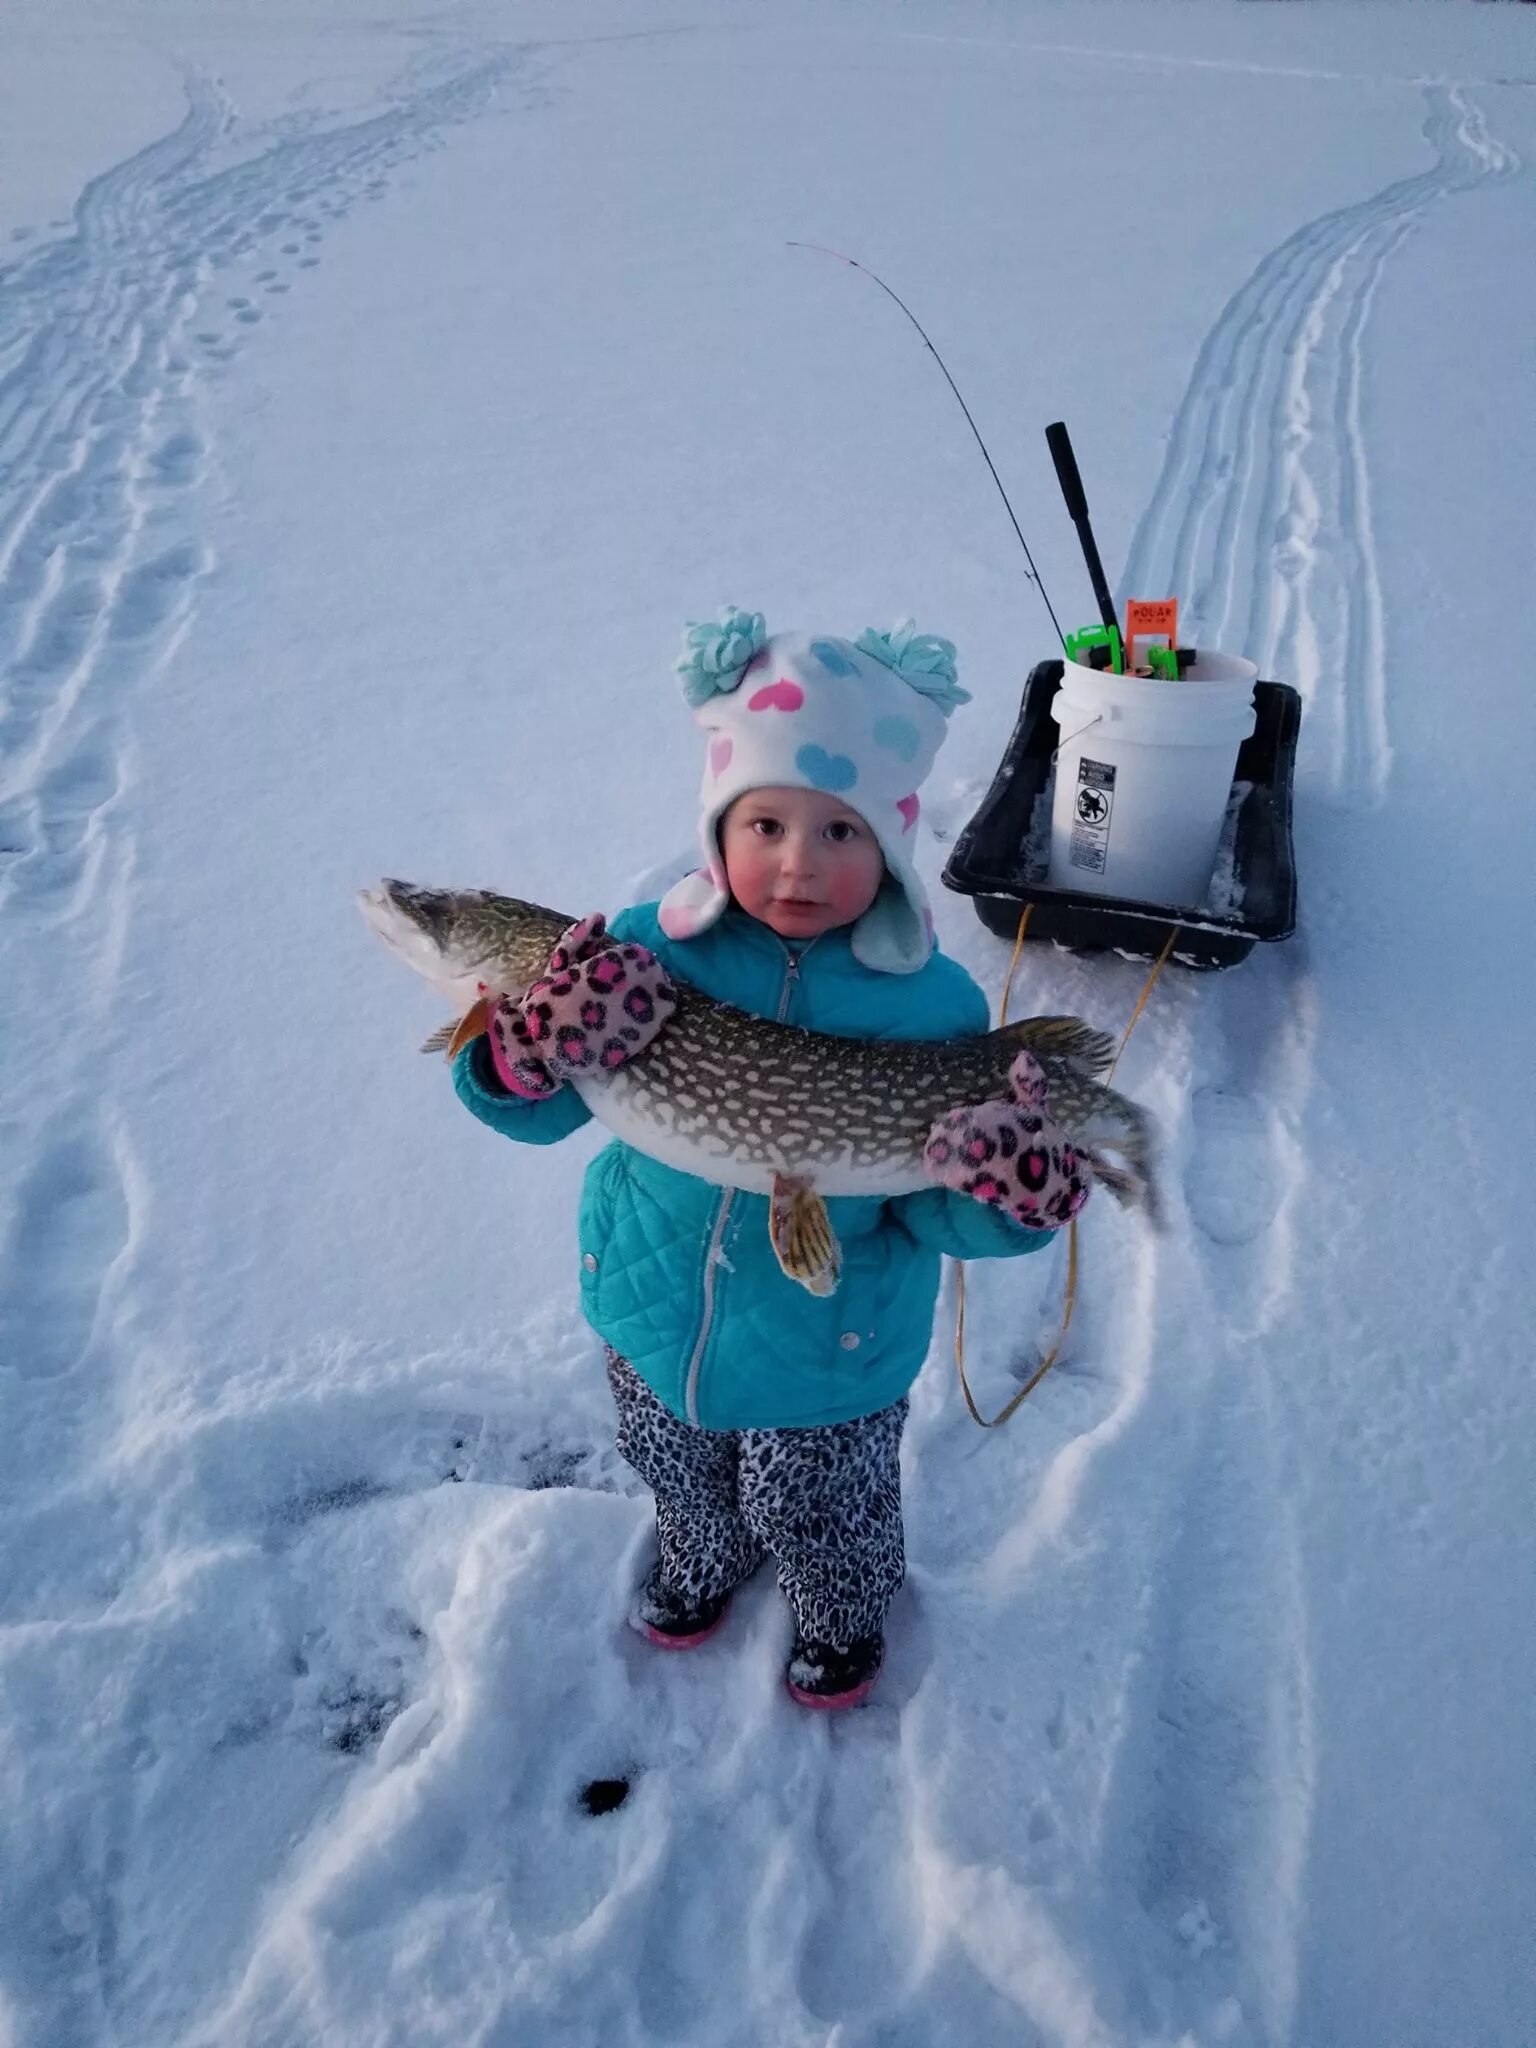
[580,1777,630,1817]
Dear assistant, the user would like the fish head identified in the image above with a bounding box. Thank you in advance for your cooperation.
[357,880,565,1006]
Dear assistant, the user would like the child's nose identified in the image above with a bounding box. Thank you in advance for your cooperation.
[782,832,820,878]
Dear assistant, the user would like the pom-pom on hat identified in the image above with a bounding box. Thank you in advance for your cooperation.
[658,607,970,974]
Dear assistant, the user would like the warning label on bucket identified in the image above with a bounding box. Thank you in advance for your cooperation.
[1069,758,1116,873]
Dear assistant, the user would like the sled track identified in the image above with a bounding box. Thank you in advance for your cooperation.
[1122,83,1519,807]
[1071,81,1517,2046]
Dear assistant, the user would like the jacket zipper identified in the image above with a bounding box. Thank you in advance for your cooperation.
[682,936,815,1425]
[773,933,818,1015]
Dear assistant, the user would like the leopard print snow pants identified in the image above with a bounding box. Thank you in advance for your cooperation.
[605,1349,907,1648]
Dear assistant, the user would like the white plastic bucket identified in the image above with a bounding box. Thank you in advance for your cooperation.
[1047,650,1258,908]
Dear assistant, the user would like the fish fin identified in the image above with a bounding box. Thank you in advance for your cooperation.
[448,991,495,1056]
[447,996,493,1058]
[1001,1014,1116,1075]
[418,996,493,1059]
[769,1174,842,1298]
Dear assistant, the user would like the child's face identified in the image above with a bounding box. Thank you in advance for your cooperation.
[720,786,886,943]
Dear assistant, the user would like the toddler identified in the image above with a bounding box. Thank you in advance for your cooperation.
[452,611,1088,1708]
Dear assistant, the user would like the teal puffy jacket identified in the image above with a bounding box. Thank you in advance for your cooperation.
[453,902,1054,1429]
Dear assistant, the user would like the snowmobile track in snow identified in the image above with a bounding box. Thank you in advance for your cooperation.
[899,77,1519,2048]
[1078,79,1517,2047]
[1122,82,1519,808]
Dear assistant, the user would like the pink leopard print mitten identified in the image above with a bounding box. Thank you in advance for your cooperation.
[923,1049,1091,1231]
[485,913,677,1100]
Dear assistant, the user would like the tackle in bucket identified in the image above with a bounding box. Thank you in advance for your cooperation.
[1041,423,1258,914]
[942,421,1299,974]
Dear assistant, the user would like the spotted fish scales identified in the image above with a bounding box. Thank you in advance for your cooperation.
[358,880,1161,1218]
[601,987,1103,1196]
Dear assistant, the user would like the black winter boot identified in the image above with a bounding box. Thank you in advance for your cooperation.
[786,1634,884,1709]
[631,1566,732,1650]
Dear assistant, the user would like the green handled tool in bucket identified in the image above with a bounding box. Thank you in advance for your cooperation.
[1064,622,1124,673]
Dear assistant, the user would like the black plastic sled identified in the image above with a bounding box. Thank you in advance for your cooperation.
[942,659,1301,972]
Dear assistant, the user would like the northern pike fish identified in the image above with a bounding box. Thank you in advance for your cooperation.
[359,880,1160,1292]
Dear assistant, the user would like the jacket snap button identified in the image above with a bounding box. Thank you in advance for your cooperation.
[839,1331,860,1351]
[582,1252,598,1273]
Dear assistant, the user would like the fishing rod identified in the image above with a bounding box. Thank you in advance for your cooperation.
[1045,419,1120,657]
[788,241,1066,651]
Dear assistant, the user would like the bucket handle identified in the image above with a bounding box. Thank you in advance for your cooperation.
[1052,712,1103,762]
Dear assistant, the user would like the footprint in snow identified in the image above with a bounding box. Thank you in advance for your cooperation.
[0,1127,129,1378]
[1183,1088,1283,1247]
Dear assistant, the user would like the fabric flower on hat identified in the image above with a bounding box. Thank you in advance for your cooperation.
[676,607,769,707]
[855,620,970,712]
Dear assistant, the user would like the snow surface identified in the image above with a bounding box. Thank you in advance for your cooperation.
[2,3,1534,2044]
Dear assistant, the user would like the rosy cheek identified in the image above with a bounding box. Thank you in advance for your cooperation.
[827,849,884,922]
[721,838,763,908]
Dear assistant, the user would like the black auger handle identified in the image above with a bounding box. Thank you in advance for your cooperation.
[1045,421,1121,649]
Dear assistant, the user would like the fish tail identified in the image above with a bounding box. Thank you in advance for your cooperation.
[1083,1095,1165,1228]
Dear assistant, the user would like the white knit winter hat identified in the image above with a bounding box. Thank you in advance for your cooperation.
[656,609,970,974]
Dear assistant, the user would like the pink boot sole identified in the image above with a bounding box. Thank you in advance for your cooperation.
[634,1606,729,1651]
[786,1674,878,1711]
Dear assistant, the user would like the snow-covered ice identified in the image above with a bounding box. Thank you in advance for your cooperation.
[1,3,1533,2044]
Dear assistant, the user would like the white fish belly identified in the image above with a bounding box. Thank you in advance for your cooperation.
[572,1074,930,1199]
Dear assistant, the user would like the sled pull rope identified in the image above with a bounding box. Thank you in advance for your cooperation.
[787,242,1066,649]
[954,909,1181,1429]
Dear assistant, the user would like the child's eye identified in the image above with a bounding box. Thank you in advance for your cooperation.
[751,818,782,839]
[824,820,858,844]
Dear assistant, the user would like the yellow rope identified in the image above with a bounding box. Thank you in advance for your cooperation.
[1110,925,1181,1077]
[955,1212,1080,1428]
[954,910,1181,1429]
[998,902,1033,1028]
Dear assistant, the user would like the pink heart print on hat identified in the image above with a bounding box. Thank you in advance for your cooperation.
[748,679,805,713]
[896,794,920,832]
